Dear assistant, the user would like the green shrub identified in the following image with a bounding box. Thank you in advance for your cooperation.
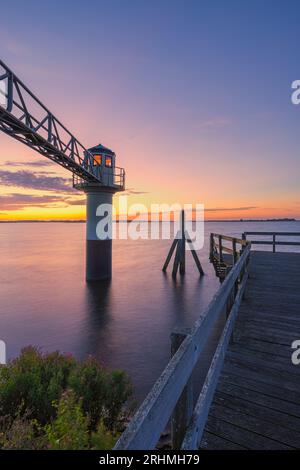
[45,390,89,450]
[69,356,132,430]
[45,390,118,450]
[0,412,46,450]
[0,347,76,424]
[0,346,132,449]
[91,421,118,450]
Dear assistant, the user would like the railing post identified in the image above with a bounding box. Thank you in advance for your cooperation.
[209,233,214,261]
[70,137,75,160]
[218,235,223,263]
[232,238,237,264]
[179,210,186,275]
[273,234,276,253]
[47,113,52,143]
[171,328,193,449]
[7,72,13,113]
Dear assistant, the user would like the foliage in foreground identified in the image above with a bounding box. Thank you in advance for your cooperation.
[0,347,132,449]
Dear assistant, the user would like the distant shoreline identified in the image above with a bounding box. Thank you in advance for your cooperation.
[0,218,297,224]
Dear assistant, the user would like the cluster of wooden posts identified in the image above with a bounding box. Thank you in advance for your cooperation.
[162,210,204,277]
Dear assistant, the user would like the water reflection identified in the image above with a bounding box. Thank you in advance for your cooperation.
[0,220,299,402]
[83,280,112,361]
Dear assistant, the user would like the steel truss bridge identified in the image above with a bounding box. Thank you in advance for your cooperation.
[0,59,125,189]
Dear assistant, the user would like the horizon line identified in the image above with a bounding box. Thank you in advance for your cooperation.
[0,218,297,223]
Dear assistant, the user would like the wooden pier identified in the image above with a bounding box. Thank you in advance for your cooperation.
[114,232,300,450]
[200,250,300,450]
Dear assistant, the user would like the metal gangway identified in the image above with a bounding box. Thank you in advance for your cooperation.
[0,59,125,190]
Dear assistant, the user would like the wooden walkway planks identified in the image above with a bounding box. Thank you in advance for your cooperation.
[200,251,300,450]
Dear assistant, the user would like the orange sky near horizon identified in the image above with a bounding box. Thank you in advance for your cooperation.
[0,135,299,222]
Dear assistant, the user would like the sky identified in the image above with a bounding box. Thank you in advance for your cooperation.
[0,0,300,220]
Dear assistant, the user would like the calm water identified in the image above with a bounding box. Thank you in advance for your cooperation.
[0,220,299,402]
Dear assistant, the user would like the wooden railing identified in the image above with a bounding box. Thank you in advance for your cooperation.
[209,233,250,280]
[114,243,251,450]
[209,233,249,264]
[243,231,300,253]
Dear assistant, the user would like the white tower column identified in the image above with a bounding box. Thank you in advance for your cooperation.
[85,188,114,281]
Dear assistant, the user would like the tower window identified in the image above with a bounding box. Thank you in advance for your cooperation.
[93,154,102,165]
[105,156,112,167]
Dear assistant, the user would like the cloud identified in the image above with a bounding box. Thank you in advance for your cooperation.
[66,197,86,205]
[2,160,55,168]
[0,170,74,192]
[205,206,258,212]
[0,193,65,210]
[195,118,231,130]
[0,193,85,211]
[123,187,149,195]
[0,167,86,210]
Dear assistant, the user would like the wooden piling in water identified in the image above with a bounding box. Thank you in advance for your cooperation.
[162,237,179,272]
[179,211,186,275]
[162,210,204,278]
